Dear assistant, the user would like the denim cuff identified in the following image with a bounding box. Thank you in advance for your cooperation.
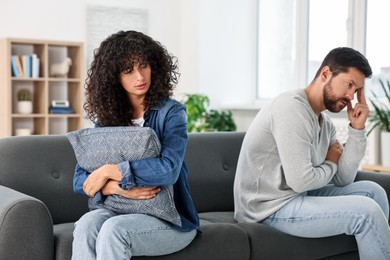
[117,161,136,190]
[92,191,105,205]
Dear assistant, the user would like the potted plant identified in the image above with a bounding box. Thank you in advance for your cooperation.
[182,94,236,132]
[16,88,33,114]
[367,79,390,167]
[206,109,237,132]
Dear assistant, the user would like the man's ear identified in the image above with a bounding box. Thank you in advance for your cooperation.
[320,66,332,82]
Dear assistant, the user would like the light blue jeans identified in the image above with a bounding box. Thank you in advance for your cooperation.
[72,210,197,260]
[262,180,390,260]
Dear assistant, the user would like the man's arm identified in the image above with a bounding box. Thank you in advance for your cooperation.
[334,88,369,185]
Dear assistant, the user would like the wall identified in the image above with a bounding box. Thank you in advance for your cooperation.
[0,0,259,130]
[0,0,185,90]
[197,0,258,108]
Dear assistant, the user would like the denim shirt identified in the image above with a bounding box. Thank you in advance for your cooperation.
[73,98,199,231]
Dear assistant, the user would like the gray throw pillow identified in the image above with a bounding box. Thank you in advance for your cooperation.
[66,126,182,227]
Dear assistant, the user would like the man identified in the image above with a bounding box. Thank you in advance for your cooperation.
[234,47,390,259]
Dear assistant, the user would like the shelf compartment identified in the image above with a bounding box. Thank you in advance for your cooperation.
[49,117,82,134]
[12,117,46,136]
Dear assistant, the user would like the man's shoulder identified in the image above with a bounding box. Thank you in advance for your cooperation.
[272,89,308,109]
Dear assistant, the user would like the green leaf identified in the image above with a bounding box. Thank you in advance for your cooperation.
[181,94,236,132]
[368,79,390,135]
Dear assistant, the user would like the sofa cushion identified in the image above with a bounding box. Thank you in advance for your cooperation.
[0,135,89,224]
[66,126,181,227]
[54,223,74,260]
[198,211,236,224]
[134,223,250,260]
[55,222,251,260]
[185,132,245,213]
[238,223,358,260]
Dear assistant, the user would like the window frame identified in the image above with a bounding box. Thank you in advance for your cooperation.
[256,0,367,101]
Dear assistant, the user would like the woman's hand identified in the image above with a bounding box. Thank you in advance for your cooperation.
[83,164,122,197]
[101,180,161,200]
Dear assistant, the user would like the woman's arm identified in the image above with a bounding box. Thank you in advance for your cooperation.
[73,163,160,199]
[118,102,188,189]
[73,163,88,195]
[101,180,160,199]
[82,164,121,197]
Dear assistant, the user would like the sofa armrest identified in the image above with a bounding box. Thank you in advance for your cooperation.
[355,170,390,196]
[0,185,54,260]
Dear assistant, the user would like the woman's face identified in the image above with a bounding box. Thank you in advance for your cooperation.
[119,63,152,100]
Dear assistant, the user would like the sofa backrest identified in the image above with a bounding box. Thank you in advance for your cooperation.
[0,131,245,223]
[0,135,89,224]
[185,132,245,213]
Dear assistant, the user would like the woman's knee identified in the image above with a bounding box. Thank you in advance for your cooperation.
[74,209,116,235]
[97,215,129,242]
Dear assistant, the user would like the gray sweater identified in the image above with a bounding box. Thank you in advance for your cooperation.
[234,89,367,223]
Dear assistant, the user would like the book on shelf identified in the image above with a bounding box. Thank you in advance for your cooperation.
[31,54,40,78]
[10,54,40,78]
[21,55,32,78]
[49,106,74,114]
[11,55,24,77]
[10,56,19,77]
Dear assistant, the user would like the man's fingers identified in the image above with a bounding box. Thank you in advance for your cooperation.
[347,101,353,113]
[356,88,367,105]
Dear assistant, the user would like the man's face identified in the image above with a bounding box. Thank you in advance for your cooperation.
[323,67,365,113]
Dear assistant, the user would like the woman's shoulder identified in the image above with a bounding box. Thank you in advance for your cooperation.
[156,98,185,111]
[164,98,184,107]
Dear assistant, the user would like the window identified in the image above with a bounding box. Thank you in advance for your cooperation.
[257,0,296,99]
[307,0,349,82]
[257,0,375,100]
[365,0,390,98]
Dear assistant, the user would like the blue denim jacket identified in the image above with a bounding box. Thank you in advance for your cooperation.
[73,98,199,231]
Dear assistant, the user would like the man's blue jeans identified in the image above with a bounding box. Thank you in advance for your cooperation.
[72,210,197,259]
[262,180,390,260]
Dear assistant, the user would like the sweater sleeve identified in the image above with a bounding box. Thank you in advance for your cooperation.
[333,125,367,186]
[271,98,337,193]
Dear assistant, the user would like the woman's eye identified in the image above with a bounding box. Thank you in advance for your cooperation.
[347,82,353,88]
[123,68,132,74]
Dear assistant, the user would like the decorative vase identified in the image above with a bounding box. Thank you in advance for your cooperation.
[381,131,390,167]
[17,101,33,114]
[15,128,32,136]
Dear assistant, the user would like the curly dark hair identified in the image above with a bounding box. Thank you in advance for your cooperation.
[84,30,180,126]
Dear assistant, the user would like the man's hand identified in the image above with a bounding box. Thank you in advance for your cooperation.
[83,164,121,197]
[347,88,369,130]
[101,180,161,200]
[326,140,343,164]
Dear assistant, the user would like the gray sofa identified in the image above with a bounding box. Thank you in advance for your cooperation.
[0,132,389,260]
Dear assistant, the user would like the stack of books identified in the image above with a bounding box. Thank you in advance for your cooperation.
[11,54,40,78]
[49,106,74,114]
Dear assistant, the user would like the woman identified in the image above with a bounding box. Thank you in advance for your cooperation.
[72,30,199,259]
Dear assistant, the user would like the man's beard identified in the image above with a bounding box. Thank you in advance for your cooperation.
[323,80,350,113]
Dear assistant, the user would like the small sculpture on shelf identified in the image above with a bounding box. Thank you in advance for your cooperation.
[16,89,33,114]
[50,57,72,77]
